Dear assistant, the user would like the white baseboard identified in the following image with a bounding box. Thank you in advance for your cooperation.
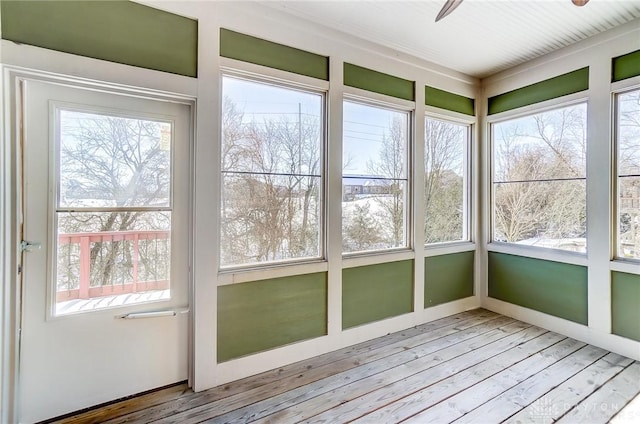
[482,297,640,361]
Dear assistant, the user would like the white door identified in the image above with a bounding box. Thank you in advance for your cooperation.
[18,79,191,423]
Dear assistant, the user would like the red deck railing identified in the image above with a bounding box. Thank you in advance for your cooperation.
[56,230,170,302]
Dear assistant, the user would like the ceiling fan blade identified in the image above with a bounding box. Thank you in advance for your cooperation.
[572,0,590,5]
[435,0,464,22]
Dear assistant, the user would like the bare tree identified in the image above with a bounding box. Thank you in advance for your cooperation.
[366,116,406,247]
[58,112,171,288]
[424,119,465,243]
[220,97,322,265]
[493,104,587,249]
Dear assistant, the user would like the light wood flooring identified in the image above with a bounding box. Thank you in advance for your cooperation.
[52,309,640,423]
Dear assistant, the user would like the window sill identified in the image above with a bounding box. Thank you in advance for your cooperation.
[487,242,588,267]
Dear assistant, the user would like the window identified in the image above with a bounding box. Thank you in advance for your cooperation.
[491,103,587,253]
[220,76,324,267]
[342,100,410,253]
[616,88,640,260]
[424,117,469,244]
[56,110,173,315]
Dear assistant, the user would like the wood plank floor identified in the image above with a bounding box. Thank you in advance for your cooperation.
[53,309,640,424]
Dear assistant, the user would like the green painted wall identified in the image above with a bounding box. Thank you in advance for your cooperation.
[343,63,415,101]
[488,252,588,324]
[488,67,589,115]
[220,28,329,80]
[612,49,640,82]
[424,251,474,307]
[425,86,475,116]
[342,260,413,329]
[217,273,327,362]
[0,0,198,77]
[611,271,640,342]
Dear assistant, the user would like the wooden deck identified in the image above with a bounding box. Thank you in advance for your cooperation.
[53,309,640,424]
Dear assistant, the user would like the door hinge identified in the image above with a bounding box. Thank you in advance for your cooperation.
[20,240,42,252]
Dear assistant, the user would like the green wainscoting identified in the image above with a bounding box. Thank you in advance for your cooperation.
[217,273,327,362]
[612,49,640,82]
[220,29,329,80]
[342,260,414,329]
[488,253,588,324]
[425,86,475,116]
[343,63,415,101]
[488,67,589,115]
[1,0,198,77]
[424,251,474,307]
[611,271,640,342]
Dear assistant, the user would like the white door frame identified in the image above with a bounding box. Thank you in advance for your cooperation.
[0,66,197,423]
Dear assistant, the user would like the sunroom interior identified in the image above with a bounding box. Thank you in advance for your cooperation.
[1,0,639,422]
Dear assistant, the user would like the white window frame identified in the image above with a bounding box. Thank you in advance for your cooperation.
[487,98,589,260]
[341,94,414,257]
[613,84,640,263]
[423,112,473,248]
[218,67,329,271]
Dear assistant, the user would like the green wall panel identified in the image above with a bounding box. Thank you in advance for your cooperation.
[217,273,327,362]
[425,86,475,116]
[488,67,589,115]
[611,271,640,342]
[342,260,413,329]
[1,0,198,77]
[344,63,415,101]
[424,251,474,307]
[488,253,588,324]
[220,28,329,80]
[612,50,640,82]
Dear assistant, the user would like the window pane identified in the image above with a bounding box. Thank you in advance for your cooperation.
[343,102,408,179]
[618,90,640,176]
[55,211,171,315]
[493,104,587,182]
[493,180,586,252]
[342,179,407,252]
[619,176,640,259]
[59,110,171,209]
[492,103,587,253]
[424,118,467,244]
[221,173,321,266]
[342,101,409,254]
[220,76,324,267]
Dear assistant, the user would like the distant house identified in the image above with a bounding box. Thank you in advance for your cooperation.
[343,176,392,200]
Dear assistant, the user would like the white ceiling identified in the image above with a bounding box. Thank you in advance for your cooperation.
[261,0,640,79]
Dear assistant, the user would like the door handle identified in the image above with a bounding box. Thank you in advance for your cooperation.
[20,240,42,252]
[116,308,189,319]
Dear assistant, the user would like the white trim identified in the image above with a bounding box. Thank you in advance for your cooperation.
[342,250,415,269]
[586,55,614,334]
[192,8,221,392]
[219,58,330,92]
[483,297,640,362]
[610,260,640,275]
[218,261,329,286]
[487,243,588,267]
[0,66,20,424]
[413,81,426,313]
[343,87,415,111]
[1,41,197,98]
[424,105,475,124]
[611,76,640,94]
[326,55,344,340]
[484,92,589,124]
[424,242,476,257]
